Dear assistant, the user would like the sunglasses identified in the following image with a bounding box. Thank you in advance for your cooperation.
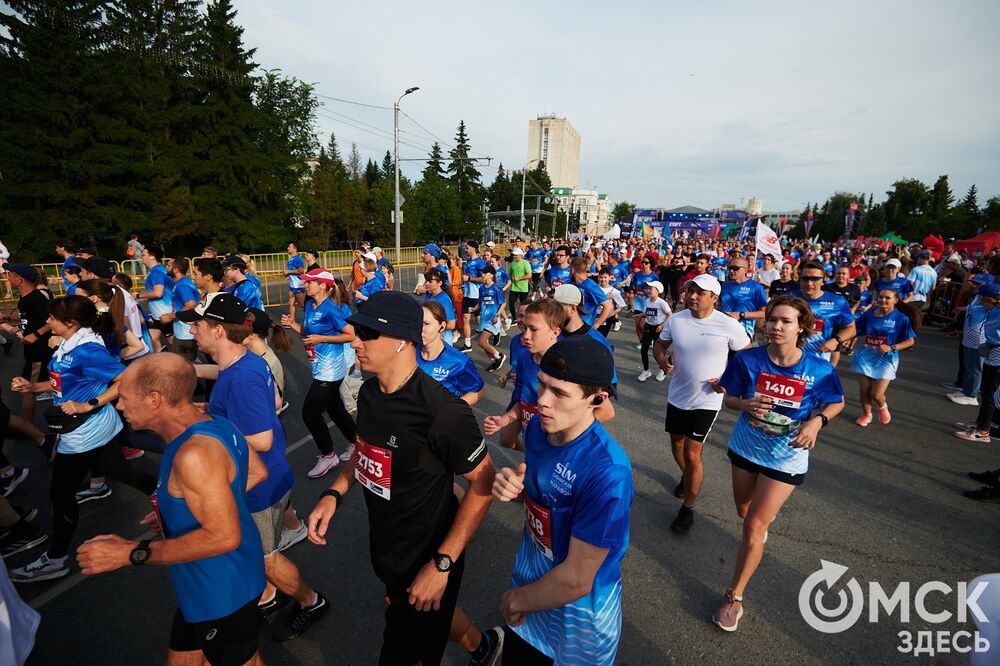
[354,323,381,341]
[800,275,824,283]
[642,261,651,265]
[729,266,746,271]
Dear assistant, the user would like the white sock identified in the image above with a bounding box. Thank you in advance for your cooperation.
[258,590,276,605]
[465,337,471,346]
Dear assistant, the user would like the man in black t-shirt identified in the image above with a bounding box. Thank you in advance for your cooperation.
[1,264,53,423]
[307,291,501,666]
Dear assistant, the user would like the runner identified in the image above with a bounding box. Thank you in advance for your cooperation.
[307,291,501,666]
[595,268,626,338]
[354,253,386,305]
[421,268,458,345]
[280,269,357,478]
[768,262,797,298]
[418,301,486,406]
[570,257,612,329]
[77,353,266,666]
[948,277,992,407]
[181,293,328,641]
[137,247,174,352]
[712,295,844,632]
[10,296,157,582]
[474,266,507,372]
[285,242,306,320]
[496,302,532,451]
[755,255,780,287]
[507,247,532,316]
[460,241,487,352]
[223,256,263,309]
[631,256,659,350]
[74,280,151,363]
[192,258,225,295]
[637,281,671,382]
[492,336,633,666]
[161,258,200,361]
[720,256,768,341]
[791,262,856,361]
[543,245,572,293]
[851,287,920,426]
[908,251,938,312]
[653,273,751,535]
[526,240,547,298]
[554,285,619,390]
[872,258,913,303]
[954,283,1000,442]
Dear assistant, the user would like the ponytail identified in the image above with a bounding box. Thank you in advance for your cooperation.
[269,322,293,352]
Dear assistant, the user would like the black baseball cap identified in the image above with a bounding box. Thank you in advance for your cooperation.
[2,263,40,283]
[246,307,273,337]
[222,255,247,269]
[177,292,249,324]
[346,291,422,344]
[76,256,115,279]
[425,268,447,283]
[540,337,617,398]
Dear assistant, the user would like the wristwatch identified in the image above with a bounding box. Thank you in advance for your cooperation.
[433,553,453,573]
[87,398,100,411]
[320,488,343,508]
[818,414,829,428]
[129,539,152,565]
[738,312,746,321]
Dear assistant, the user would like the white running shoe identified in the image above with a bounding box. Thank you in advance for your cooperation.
[307,453,340,479]
[278,519,308,552]
[339,443,355,462]
[613,321,622,332]
[638,370,652,382]
[10,553,69,583]
[947,392,979,406]
[656,370,667,382]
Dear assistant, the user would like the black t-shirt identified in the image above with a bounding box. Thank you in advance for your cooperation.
[823,281,861,305]
[769,279,798,298]
[354,369,487,590]
[18,288,54,362]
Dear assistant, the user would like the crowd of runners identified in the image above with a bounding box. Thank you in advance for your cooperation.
[0,231,998,665]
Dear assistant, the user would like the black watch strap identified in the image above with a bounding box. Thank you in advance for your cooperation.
[130,539,152,565]
[320,488,343,508]
[818,414,829,428]
[88,398,100,408]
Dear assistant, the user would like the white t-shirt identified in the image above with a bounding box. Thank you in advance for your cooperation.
[756,268,780,286]
[600,285,627,310]
[658,309,750,411]
[643,298,672,326]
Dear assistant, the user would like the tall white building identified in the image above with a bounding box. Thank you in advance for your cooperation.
[553,187,611,236]
[527,115,580,190]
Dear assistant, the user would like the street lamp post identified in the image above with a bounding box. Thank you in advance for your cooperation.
[519,158,542,238]
[394,86,419,262]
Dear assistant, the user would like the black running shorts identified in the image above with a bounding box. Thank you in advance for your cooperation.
[727,449,806,486]
[665,403,720,443]
[169,598,260,666]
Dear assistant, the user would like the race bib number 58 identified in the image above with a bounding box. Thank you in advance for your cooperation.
[525,496,554,560]
[354,435,392,500]
[754,371,806,409]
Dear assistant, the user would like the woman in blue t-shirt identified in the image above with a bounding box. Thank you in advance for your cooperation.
[282,271,357,480]
[850,287,919,426]
[713,295,845,632]
[418,301,485,405]
[9,296,157,582]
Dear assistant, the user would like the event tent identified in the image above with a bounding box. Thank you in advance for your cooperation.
[956,231,1000,257]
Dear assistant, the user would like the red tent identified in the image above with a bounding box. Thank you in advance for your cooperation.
[955,231,1000,258]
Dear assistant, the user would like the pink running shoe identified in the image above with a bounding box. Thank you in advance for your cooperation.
[712,589,744,632]
[855,413,873,427]
[877,403,891,425]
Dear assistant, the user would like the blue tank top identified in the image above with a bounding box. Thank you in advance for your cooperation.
[156,417,265,622]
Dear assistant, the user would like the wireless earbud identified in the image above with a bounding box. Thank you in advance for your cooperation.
[395,340,407,353]
[592,396,604,406]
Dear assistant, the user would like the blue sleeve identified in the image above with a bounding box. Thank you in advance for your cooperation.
[291,256,304,270]
[442,298,456,321]
[223,367,275,436]
[179,282,199,305]
[454,357,485,393]
[837,301,854,329]
[571,462,632,549]
[897,315,915,342]
[718,349,750,397]
[360,278,379,297]
[854,312,868,336]
[149,268,166,288]
[813,366,845,407]
[753,283,769,309]
[81,345,126,383]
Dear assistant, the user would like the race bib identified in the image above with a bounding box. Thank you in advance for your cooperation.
[866,335,888,349]
[550,278,565,287]
[520,400,539,431]
[149,492,163,531]
[813,318,825,333]
[354,435,392,500]
[524,496,554,560]
[754,371,806,409]
[49,371,63,398]
[304,343,316,362]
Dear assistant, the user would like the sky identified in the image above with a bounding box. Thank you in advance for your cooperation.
[235,0,1000,212]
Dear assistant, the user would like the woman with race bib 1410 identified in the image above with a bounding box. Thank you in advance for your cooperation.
[712,295,845,633]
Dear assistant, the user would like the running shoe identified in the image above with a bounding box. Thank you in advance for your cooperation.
[877,403,891,425]
[855,413,873,427]
[638,370,652,382]
[656,370,667,382]
[76,484,112,504]
[954,430,991,443]
[969,469,1000,486]
[307,453,340,479]
[712,590,744,632]
[122,446,144,460]
[10,553,69,583]
[0,468,29,497]
[278,520,308,552]
[460,343,473,354]
[36,391,55,402]
[963,486,1000,503]
[272,592,329,642]
[947,392,979,406]
[670,506,694,535]
[493,353,506,373]
[673,474,685,499]
[470,626,505,666]
[633,344,642,351]
[941,382,962,390]
[0,526,47,560]
[258,590,294,619]
[613,321,622,332]
[955,421,977,430]
[339,443,356,462]
[489,333,501,346]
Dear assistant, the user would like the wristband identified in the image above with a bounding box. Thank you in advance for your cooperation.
[818,414,829,428]
[320,488,343,508]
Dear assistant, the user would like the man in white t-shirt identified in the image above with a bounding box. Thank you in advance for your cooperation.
[653,274,750,535]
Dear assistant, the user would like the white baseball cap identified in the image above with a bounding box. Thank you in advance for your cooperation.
[553,284,583,306]
[885,258,902,268]
[485,241,496,248]
[684,273,722,295]
[648,280,665,294]
[511,247,524,255]
[363,252,377,261]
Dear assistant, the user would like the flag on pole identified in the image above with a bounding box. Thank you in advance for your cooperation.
[641,222,653,240]
[804,210,814,238]
[756,220,782,261]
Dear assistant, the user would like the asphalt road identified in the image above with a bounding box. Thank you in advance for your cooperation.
[3,303,998,665]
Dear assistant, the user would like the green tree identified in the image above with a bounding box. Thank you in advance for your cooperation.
[983,196,1000,230]
[380,150,394,182]
[612,201,636,223]
[448,120,485,237]
[883,179,930,237]
[928,175,954,224]
[410,143,460,242]
[363,158,381,188]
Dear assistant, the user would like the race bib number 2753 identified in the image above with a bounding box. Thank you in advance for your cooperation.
[354,435,392,500]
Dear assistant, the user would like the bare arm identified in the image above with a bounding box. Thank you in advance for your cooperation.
[592,298,613,329]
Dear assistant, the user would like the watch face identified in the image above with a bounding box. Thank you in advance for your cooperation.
[131,548,149,564]
[435,555,452,571]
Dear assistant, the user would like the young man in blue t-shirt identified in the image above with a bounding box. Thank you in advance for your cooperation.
[492,336,633,666]
[475,266,507,373]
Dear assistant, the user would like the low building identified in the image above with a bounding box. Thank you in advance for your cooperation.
[553,187,611,236]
